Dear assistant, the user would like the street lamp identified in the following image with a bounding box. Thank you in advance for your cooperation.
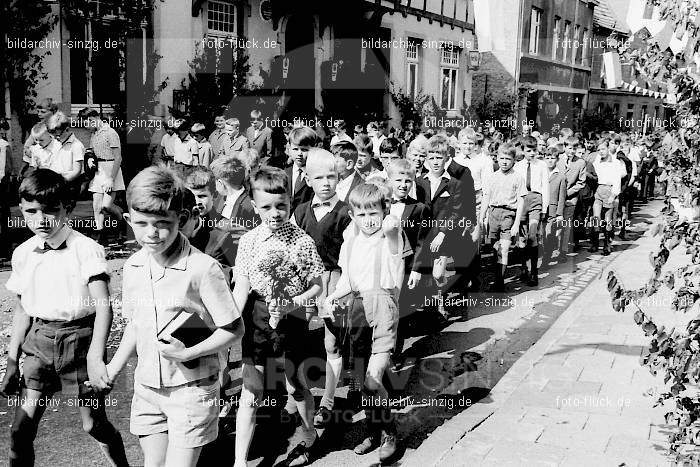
[468,51,482,70]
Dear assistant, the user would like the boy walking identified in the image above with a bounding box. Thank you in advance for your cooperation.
[106,166,243,467]
[2,169,128,466]
[480,144,526,292]
[543,148,567,263]
[233,166,324,466]
[291,148,352,428]
[324,182,404,465]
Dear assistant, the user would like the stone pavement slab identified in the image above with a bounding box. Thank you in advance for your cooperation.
[404,201,680,467]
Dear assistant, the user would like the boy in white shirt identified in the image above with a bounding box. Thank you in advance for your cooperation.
[325,182,403,465]
[591,141,623,255]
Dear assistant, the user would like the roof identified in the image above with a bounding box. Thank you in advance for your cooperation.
[594,0,630,33]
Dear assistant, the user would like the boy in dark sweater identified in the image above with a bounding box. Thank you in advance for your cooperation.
[292,148,352,428]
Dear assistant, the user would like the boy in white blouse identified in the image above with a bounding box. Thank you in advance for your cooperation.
[325,182,403,465]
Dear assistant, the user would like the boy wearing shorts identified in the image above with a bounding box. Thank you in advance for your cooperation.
[232,166,324,467]
[325,182,404,465]
[2,169,128,466]
[106,166,243,467]
[480,144,526,292]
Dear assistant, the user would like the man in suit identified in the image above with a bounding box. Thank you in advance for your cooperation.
[245,109,273,162]
[558,136,587,257]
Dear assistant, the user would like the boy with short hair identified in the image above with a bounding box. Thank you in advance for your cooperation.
[331,141,362,202]
[224,118,251,157]
[2,169,128,466]
[292,148,353,428]
[324,182,403,464]
[209,155,260,267]
[233,166,324,467]
[159,119,178,166]
[354,134,381,179]
[286,126,316,211]
[514,136,549,286]
[106,166,243,467]
[184,167,237,271]
[415,135,466,316]
[480,144,526,292]
[191,123,213,168]
[543,148,567,263]
[209,108,231,158]
[386,159,430,365]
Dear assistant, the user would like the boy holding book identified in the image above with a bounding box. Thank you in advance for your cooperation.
[106,166,243,467]
[2,169,128,466]
[324,182,403,464]
[233,166,324,467]
[292,148,353,428]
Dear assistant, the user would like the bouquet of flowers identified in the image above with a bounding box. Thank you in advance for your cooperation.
[256,250,297,329]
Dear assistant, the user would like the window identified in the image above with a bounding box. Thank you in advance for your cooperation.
[563,21,571,62]
[553,17,561,60]
[406,39,420,100]
[207,0,235,34]
[440,45,459,109]
[88,0,120,17]
[529,7,542,55]
[582,28,589,65]
[597,103,604,114]
[613,103,620,115]
[641,104,648,125]
[573,25,581,64]
[627,103,635,120]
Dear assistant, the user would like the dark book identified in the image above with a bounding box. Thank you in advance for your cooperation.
[157,309,214,369]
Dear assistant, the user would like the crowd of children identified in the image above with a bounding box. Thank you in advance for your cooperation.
[0,105,673,466]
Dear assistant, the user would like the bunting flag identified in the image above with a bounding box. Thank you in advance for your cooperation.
[655,91,661,98]
[643,89,648,96]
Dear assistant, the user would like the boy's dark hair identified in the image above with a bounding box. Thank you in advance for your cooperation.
[522,136,538,149]
[331,141,359,163]
[353,134,373,155]
[185,167,217,194]
[126,166,190,215]
[248,166,289,199]
[78,108,99,119]
[214,106,228,118]
[347,182,389,213]
[0,119,9,132]
[379,137,402,156]
[210,155,246,187]
[19,168,73,211]
[288,126,319,147]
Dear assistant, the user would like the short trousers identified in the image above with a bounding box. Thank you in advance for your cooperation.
[351,290,399,354]
[488,206,517,241]
[241,292,308,368]
[130,375,219,448]
[522,192,543,216]
[594,185,615,209]
[21,314,95,397]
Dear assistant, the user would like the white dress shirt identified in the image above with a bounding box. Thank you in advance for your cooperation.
[594,158,623,196]
[221,187,246,219]
[453,153,493,192]
[424,171,451,199]
[29,139,72,177]
[311,194,339,221]
[336,172,357,201]
[515,158,550,213]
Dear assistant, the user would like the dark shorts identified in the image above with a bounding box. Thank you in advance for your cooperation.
[241,293,308,369]
[488,207,517,240]
[21,314,95,396]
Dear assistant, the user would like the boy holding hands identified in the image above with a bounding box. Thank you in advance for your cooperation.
[2,169,128,466]
[233,166,325,467]
[324,182,403,464]
[106,166,243,467]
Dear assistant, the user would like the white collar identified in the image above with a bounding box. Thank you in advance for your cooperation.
[311,194,339,209]
[424,171,451,181]
[225,186,245,204]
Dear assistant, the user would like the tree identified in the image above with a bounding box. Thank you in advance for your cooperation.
[605,1,700,462]
[464,91,517,136]
[581,106,622,137]
[174,41,255,126]
[0,0,57,131]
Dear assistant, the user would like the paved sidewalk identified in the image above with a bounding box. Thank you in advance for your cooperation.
[405,200,683,467]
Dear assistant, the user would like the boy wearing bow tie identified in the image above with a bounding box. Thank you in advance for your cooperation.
[2,169,128,466]
[292,148,352,429]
